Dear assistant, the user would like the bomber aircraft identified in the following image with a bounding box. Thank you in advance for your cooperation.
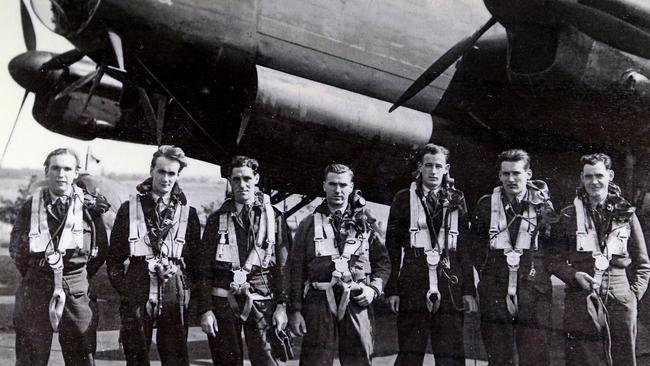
[7,0,650,211]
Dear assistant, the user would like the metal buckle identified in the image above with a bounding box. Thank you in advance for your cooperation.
[593,254,610,271]
[232,269,248,285]
[332,256,350,274]
[426,250,441,266]
[505,250,522,267]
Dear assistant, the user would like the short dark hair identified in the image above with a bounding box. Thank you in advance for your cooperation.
[416,143,450,164]
[150,145,188,172]
[229,155,259,175]
[324,164,354,181]
[43,148,81,171]
[581,153,612,169]
[497,149,531,170]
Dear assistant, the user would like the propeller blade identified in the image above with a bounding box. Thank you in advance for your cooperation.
[390,17,497,112]
[81,66,106,112]
[550,0,650,59]
[0,91,29,167]
[54,68,100,100]
[107,31,125,70]
[20,0,36,50]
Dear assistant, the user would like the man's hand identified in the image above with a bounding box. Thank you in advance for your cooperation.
[575,271,596,291]
[200,310,218,337]
[353,284,376,307]
[272,303,288,331]
[463,295,478,313]
[386,295,400,314]
[288,311,307,336]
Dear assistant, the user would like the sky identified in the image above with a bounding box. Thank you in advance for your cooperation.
[0,1,221,179]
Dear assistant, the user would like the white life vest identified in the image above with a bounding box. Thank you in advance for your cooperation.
[574,197,630,257]
[215,193,277,271]
[489,187,538,251]
[313,211,371,275]
[29,186,84,254]
[409,182,459,252]
[574,196,630,291]
[488,186,539,318]
[128,194,190,259]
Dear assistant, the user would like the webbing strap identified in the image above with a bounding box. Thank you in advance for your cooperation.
[313,213,338,257]
[170,203,190,258]
[305,279,339,317]
[505,249,522,317]
[425,250,441,313]
[409,182,425,248]
[58,186,83,251]
[227,214,241,270]
[145,258,162,318]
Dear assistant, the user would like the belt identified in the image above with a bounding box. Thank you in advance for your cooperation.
[304,279,364,321]
[212,287,273,321]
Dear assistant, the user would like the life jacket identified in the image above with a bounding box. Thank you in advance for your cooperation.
[574,196,630,290]
[29,186,85,254]
[312,211,371,275]
[489,186,538,251]
[29,185,87,332]
[128,194,190,259]
[212,193,276,322]
[215,193,277,271]
[488,186,540,318]
[409,181,459,313]
[307,208,371,320]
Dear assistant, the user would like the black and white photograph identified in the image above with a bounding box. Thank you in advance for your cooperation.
[2,0,650,365]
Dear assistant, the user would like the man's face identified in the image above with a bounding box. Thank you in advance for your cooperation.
[499,160,532,199]
[419,153,449,190]
[230,166,259,204]
[150,156,181,196]
[45,154,79,196]
[323,172,354,207]
[581,162,614,202]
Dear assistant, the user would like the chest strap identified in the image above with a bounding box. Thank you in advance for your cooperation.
[489,186,539,317]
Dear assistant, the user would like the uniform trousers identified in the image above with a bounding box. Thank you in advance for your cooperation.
[207,295,278,366]
[564,270,638,366]
[478,276,551,366]
[14,269,97,366]
[393,259,465,366]
[119,271,189,366]
[299,287,373,366]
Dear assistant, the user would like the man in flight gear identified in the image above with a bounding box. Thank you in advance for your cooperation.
[10,148,109,366]
[385,143,478,366]
[547,153,650,365]
[107,145,202,365]
[288,164,390,366]
[468,149,555,365]
[198,156,292,365]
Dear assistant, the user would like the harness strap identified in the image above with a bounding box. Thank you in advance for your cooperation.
[505,249,522,317]
[58,187,84,251]
[212,287,273,321]
[145,257,162,318]
[46,250,65,331]
[574,197,611,292]
[425,250,441,313]
[304,279,339,318]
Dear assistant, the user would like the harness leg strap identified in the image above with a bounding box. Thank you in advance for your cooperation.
[505,250,522,317]
[48,266,65,331]
[425,250,441,314]
[146,258,161,318]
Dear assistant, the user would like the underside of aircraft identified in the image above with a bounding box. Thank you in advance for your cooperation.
[7,0,650,211]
